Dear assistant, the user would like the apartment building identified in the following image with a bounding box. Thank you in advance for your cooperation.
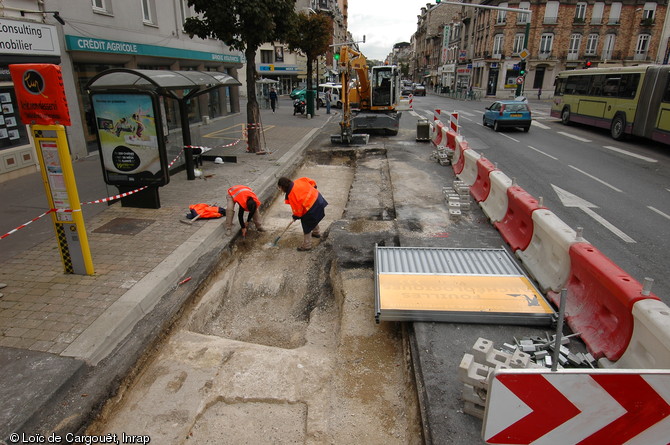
[0,0,243,181]
[414,0,669,99]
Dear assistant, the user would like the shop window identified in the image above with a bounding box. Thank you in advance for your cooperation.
[0,87,29,151]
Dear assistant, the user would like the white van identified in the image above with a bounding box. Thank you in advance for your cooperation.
[317,84,342,108]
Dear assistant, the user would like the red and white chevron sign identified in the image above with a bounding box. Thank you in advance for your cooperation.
[484,369,670,444]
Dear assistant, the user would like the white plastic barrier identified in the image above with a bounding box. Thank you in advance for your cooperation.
[481,171,512,223]
[452,135,466,166]
[600,299,670,369]
[438,126,449,149]
[457,149,481,186]
[516,209,582,293]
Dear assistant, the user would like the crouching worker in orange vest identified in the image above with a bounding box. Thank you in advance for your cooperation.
[277,176,328,251]
[225,185,265,237]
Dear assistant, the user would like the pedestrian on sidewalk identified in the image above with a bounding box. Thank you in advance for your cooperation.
[269,87,278,112]
[325,90,331,114]
[225,185,265,237]
[537,88,542,100]
[277,176,328,251]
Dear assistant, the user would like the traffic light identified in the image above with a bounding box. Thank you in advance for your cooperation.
[519,61,526,76]
[585,60,592,68]
[436,0,441,3]
[334,52,340,61]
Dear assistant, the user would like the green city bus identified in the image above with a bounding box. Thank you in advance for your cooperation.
[551,65,670,144]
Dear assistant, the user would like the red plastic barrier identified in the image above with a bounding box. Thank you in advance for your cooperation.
[493,186,545,251]
[470,158,498,202]
[547,243,660,361]
[452,140,469,174]
[446,129,457,149]
[432,121,444,147]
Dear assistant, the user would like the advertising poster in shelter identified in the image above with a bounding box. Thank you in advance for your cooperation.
[90,92,168,186]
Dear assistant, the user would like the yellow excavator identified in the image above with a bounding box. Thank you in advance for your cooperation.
[331,45,402,144]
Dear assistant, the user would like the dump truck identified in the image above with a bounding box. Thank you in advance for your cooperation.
[331,45,402,144]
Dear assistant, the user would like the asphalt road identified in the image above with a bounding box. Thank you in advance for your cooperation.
[406,94,670,302]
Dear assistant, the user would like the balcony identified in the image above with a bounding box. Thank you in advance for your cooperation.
[573,17,586,25]
[567,52,579,61]
[543,16,558,25]
[538,51,552,60]
[640,18,655,27]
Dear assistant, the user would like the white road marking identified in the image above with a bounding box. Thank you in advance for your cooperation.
[410,110,423,118]
[552,185,635,243]
[648,206,670,221]
[582,207,636,243]
[528,145,558,160]
[501,133,520,143]
[603,145,658,163]
[558,132,592,142]
[568,165,623,192]
[531,120,551,129]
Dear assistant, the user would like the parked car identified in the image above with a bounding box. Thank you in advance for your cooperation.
[482,100,532,132]
[401,85,414,96]
[289,87,306,100]
[413,84,426,96]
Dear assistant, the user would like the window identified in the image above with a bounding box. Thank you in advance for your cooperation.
[493,34,504,57]
[575,2,587,22]
[517,2,530,24]
[92,0,112,13]
[544,1,559,24]
[603,34,616,60]
[540,34,554,54]
[608,2,622,25]
[497,2,507,24]
[592,2,604,24]
[513,34,525,54]
[662,78,670,103]
[260,50,273,64]
[180,0,194,24]
[635,34,651,60]
[568,34,582,59]
[141,0,156,25]
[585,34,598,56]
[618,73,640,98]
[642,2,656,21]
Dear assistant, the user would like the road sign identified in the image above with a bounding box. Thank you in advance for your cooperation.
[519,48,529,59]
[516,76,524,85]
[483,369,670,444]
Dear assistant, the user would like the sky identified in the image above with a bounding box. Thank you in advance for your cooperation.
[347,0,439,61]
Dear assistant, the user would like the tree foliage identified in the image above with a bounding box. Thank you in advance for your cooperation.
[285,12,333,110]
[184,0,297,152]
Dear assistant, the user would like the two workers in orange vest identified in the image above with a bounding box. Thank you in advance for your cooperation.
[225,185,265,237]
[277,176,328,251]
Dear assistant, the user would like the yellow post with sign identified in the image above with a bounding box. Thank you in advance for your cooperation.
[32,125,94,275]
[9,63,94,275]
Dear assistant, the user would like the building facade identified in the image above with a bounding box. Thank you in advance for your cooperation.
[0,0,243,181]
[412,0,669,99]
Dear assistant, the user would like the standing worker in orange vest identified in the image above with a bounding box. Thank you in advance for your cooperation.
[225,185,265,237]
[277,176,328,251]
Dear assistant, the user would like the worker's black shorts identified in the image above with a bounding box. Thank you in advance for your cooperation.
[301,193,328,234]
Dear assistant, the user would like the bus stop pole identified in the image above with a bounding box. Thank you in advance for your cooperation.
[179,99,196,180]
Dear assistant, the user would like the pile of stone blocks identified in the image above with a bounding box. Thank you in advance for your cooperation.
[443,180,471,220]
[458,336,596,419]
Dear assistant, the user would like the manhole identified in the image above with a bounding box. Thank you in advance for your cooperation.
[92,217,155,235]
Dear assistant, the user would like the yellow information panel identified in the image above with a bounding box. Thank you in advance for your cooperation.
[379,274,553,314]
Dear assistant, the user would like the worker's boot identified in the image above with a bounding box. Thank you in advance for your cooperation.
[311,224,321,238]
[297,233,312,251]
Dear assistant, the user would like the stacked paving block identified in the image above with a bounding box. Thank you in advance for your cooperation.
[443,180,471,221]
[458,336,596,419]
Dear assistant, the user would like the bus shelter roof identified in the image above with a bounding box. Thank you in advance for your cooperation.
[86,68,241,100]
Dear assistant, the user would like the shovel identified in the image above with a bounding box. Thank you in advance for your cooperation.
[179,213,202,225]
[271,219,295,246]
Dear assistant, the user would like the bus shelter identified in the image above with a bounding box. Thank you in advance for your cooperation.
[86,69,241,207]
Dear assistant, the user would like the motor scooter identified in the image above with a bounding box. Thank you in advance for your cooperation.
[293,98,306,115]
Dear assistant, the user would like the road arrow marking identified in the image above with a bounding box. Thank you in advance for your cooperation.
[551,185,636,243]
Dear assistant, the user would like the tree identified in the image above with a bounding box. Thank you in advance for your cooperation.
[285,12,332,115]
[183,0,296,153]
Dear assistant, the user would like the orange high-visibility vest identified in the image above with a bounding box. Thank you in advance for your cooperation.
[189,203,223,218]
[285,177,318,217]
[228,185,261,211]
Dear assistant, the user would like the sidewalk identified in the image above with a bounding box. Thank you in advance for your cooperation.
[0,97,335,439]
